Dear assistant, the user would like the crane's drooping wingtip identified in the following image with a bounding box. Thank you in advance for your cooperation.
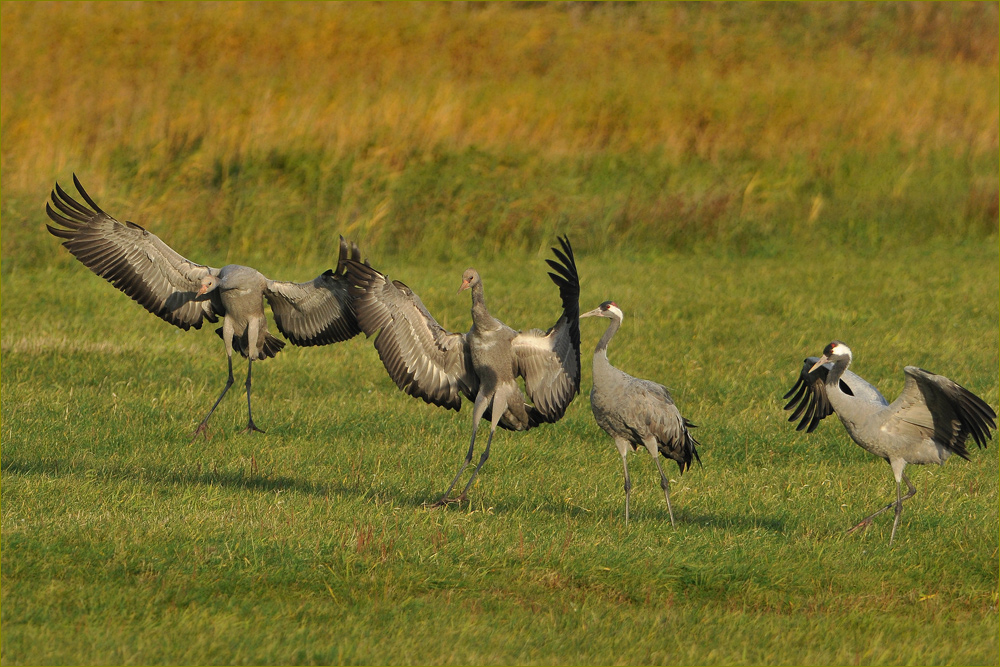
[782,368,827,433]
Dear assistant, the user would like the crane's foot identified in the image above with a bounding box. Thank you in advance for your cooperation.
[191,422,212,441]
[847,517,874,534]
[240,421,266,435]
[427,494,466,508]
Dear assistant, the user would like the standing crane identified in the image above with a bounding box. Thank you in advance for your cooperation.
[783,340,996,544]
[346,237,581,505]
[580,301,701,525]
[46,175,364,437]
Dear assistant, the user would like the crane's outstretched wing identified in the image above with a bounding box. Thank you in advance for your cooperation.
[265,236,365,346]
[782,357,885,432]
[346,260,478,411]
[881,367,996,460]
[46,175,221,330]
[512,236,582,425]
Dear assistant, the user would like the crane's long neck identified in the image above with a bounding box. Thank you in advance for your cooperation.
[594,316,620,355]
[823,356,864,424]
[469,281,499,330]
[592,317,621,379]
[824,357,850,387]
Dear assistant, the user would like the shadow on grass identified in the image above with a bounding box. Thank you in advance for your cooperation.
[1,457,332,496]
[2,458,786,532]
[681,510,788,533]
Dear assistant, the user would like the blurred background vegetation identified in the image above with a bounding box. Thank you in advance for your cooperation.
[2,2,997,269]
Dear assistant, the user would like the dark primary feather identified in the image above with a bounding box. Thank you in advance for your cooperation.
[901,367,996,459]
[220,327,286,360]
[783,357,856,432]
[45,175,220,331]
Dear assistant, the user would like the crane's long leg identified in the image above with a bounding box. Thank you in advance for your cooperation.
[848,472,916,539]
[456,390,508,502]
[432,392,490,506]
[192,354,235,440]
[612,437,632,524]
[620,452,631,525]
[651,454,676,528]
[889,473,916,545]
[240,359,265,435]
[643,439,676,527]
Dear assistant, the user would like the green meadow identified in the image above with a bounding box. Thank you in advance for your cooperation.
[2,3,998,665]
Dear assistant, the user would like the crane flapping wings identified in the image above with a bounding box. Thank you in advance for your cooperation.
[346,260,479,411]
[513,236,581,424]
[782,357,885,432]
[265,236,365,347]
[45,175,221,330]
[881,367,996,460]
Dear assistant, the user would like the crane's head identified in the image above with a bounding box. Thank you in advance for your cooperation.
[458,268,481,294]
[809,340,852,372]
[580,301,624,322]
[196,274,219,296]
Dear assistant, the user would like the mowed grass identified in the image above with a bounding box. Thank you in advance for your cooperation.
[2,240,997,665]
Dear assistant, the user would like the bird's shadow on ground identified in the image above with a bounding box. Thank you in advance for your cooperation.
[358,486,788,530]
[1,456,332,497]
[2,458,785,533]
[678,510,787,533]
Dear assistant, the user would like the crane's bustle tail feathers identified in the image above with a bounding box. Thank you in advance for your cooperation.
[218,328,285,360]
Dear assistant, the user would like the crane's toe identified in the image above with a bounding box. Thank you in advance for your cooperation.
[241,421,266,435]
[427,495,466,508]
[847,516,874,533]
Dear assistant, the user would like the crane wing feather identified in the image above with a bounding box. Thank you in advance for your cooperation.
[265,236,363,346]
[513,236,581,424]
[45,175,220,330]
[882,367,996,459]
[346,260,477,411]
[782,358,883,432]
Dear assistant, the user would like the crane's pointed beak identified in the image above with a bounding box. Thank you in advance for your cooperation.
[197,284,209,296]
[458,279,470,294]
[579,307,603,319]
[809,355,830,373]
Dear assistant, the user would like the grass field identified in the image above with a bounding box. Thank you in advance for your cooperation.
[3,242,997,665]
[2,3,999,665]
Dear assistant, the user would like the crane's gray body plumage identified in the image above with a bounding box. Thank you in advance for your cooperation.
[784,341,996,543]
[582,302,700,525]
[46,175,363,435]
[347,237,581,503]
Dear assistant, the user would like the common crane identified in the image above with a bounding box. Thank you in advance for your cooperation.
[783,340,996,544]
[581,301,701,525]
[346,237,581,505]
[46,175,364,437]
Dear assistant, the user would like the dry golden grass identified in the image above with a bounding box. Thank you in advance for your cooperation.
[2,2,997,263]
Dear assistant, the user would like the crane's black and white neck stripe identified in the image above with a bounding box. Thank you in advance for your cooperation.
[580,301,624,354]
